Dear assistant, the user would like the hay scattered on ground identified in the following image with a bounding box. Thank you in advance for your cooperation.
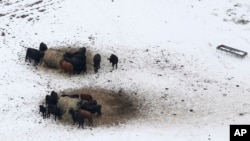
[57,88,142,127]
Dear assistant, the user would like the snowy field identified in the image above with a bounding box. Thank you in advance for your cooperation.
[0,0,250,140]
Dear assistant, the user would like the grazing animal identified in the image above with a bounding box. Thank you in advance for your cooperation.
[79,94,93,101]
[77,100,97,108]
[47,104,62,121]
[39,105,47,118]
[77,47,86,55]
[68,108,85,129]
[80,104,102,116]
[64,55,86,74]
[61,94,79,99]
[108,54,118,69]
[39,42,48,52]
[45,95,58,105]
[60,60,73,75]
[77,109,93,126]
[50,91,58,100]
[25,48,44,66]
[93,54,101,73]
[63,47,87,74]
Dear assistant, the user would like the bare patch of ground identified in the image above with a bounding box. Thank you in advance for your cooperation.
[56,87,142,127]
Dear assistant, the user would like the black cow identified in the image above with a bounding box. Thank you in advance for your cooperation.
[50,91,58,101]
[63,47,87,74]
[45,95,58,105]
[93,54,101,73]
[68,108,85,128]
[80,104,102,116]
[47,104,62,121]
[64,56,86,74]
[77,100,97,108]
[108,54,118,69]
[25,48,44,66]
[39,105,47,118]
[39,42,48,52]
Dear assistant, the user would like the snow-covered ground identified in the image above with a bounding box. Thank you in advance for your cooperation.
[0,0,250,140]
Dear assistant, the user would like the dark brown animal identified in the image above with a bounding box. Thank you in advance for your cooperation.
[60,60,73,75]
[77,109,93,126]
[79,94,93,101]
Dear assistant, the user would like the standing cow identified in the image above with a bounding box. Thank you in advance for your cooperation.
[39,42,48,52]
[93,54,101,73]
[60,60,73,75]
[25,48,44,66]
[108,54,118,69]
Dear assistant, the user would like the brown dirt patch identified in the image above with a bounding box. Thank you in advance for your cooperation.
[57,88,142,127]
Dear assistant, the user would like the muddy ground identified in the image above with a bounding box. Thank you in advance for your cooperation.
[51,88,142,127]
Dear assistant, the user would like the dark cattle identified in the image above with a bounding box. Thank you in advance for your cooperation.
[79,94,93,101]
[93,54,101,73]
[61,94,79,99]
[108,54,118,69]
[39,105,47,118]
[77,109,93,126]
[77,100,97,108]
[45,95,58,105]
[25,48,44,66]
[64,56,86,74]
[39,42,48,52]
[50,91,58,101]
[60,60,73,75]
[63,47,87,74]
[80,104,102,116]
[69,108,85,129]
[47,104,62,121]
[76,47,86,55]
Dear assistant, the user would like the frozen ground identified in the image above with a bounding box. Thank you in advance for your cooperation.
[0,0,250,140]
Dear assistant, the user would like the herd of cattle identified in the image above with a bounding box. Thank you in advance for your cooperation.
[25,42,119,74]
[39,91,102,129]
[27,42,120,128]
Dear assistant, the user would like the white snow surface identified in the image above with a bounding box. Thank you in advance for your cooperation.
[0,0,250,140]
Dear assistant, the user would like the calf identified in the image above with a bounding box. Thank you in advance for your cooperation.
[108,54,118,69]
[93,54,101,73]
[60,60,73,75]
[39,105,46,118]
[25,48,44,66]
